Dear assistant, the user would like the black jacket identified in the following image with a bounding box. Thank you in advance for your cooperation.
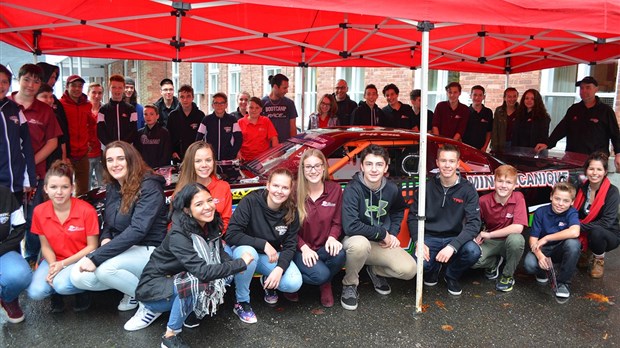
[382,102,415,129]
[97,99,138,146]
[547,97,620,155]
[135,123,172,168]
[351,101,387,127]
[333,94,358,126]
[577,181,620,238]
[0,186,26,256]
[88,174,167,266]
[341,172,408,241]
[511,110,550,148]
[408,175,481,250]
[135,212,247,302]
[153,96,180,127]
[167,103,204,161]
[195,112,242,160]
[225,190,299,271]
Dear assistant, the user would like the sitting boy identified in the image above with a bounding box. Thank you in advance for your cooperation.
[523,182,580,299]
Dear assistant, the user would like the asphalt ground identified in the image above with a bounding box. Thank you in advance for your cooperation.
[1,246,618,348]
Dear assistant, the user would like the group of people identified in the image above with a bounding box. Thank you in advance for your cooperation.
[1,59,620,348]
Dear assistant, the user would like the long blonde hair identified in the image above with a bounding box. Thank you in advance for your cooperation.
[174,141,215,198]
[296,149,329,224]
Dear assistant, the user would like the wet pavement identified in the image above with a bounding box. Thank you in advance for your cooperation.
[1,248,618,348]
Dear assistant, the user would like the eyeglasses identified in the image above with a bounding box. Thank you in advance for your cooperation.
[335,86,346,90]
[320,102,331,107]
[213,101,226,106]
[161,88,174,92]
[304,163,324,172]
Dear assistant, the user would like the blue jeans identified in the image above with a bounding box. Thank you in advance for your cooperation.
[232,245,302,303]
[27,260,84,300]
[143,287,185,332]
[523,238,581,284]
[293,247,346,285]
[422,236,481,280]
[24,179,44,263]
[0,251,32,302]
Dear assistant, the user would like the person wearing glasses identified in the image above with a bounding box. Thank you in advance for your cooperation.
[293,149,345,307]
[231,92,250,120]
[195,92,242,161]
[333,79,357,126]
[308,94,339,130]
[153,78,179,127]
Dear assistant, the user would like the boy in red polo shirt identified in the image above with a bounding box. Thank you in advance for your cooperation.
[472,164,527,292]
[238,97,279,161]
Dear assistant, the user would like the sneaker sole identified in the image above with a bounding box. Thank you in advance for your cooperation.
[536,278,549,284]
[118,303,138,311]
[264,297,278,305]
[373,288,391,295]
[555,292,570,299]
[234,310,257,324]
[124,312,162,331]
[340,300,358,311]
[423,280,438,287]
[366,267,392,295]
[447,288,462,296]
[183,322,200,329]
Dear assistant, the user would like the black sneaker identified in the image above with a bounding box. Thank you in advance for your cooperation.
[484,256,504,280]
[161,334,190,348]
[50,294,65,313]
[444,277,462,296]
[423,269,440,286]
[73,292,91,312]
[183,311,200,328]
[535,270,549,284]
[366,266,391,295]
[556,283,570,298]
[340,285,359,311]
[495,275,515,292]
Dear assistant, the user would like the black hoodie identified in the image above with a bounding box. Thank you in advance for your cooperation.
[225,189,299,271]
[167,102,204,160]
[97,99,138,146]
[341,172,408,241]
[408,174,481,250]
[351,100,387,127]
[87,173,168,266]
[333,93,358,126]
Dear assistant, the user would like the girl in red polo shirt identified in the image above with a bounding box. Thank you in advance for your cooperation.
[26,161,99,312]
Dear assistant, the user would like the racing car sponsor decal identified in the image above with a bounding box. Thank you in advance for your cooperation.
[466,170,569,191]
[231,186,265,202]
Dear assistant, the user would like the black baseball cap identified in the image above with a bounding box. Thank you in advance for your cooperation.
[576,76,598,87]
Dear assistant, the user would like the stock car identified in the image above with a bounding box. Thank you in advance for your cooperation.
[83,126,587,252]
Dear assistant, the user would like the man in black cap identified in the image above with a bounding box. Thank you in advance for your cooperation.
[153,78,179,127]
[535,76,620,169]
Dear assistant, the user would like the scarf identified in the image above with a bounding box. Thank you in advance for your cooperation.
[573,177,611,249]
[173,233,227,319]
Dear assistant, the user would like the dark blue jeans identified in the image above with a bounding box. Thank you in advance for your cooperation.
[523,238,581,284]
[24,179,44,264]
[293,247,346,286]
[421,236,481,281]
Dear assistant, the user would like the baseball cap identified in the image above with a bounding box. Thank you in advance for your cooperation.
[66,74,85,84]
[575,76,598,87]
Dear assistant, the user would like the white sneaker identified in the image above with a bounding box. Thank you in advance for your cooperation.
[117,294,138,311]
[124,303,161,331]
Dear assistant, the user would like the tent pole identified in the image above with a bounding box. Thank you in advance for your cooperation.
[415,21,432,314]
[300,46,306,132]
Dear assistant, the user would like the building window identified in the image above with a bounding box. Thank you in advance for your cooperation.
[294,67,317,130]
[263,66,282,96]
[336,67,365,102]
[413,69,458,110]
[208,63,219,113]
[228,64,241,112]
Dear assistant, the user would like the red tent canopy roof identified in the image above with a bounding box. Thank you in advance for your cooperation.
[1,0,619,73]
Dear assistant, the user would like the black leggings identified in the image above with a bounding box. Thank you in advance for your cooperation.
[586,226,620,255]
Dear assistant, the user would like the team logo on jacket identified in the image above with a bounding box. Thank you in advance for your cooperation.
[452,197,463,204]
[0,213,8,224]
[121,113,128,118]
[9,116,19,125]
[558,222,566,227]
[589,118,599,123]
[321,201,336,207]
[191,123,199,129]
[364,199,388,219]
[275,225,288,235]
[224,126,232,133]
[67,225,85,232]
[506,213,514,218]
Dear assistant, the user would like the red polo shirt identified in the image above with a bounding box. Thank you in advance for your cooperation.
[479,191,528,236]
[31,197,99,261]
[10,92,63,178]
[238,116,278,161]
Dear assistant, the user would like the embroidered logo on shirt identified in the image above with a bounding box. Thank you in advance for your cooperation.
[506,213,514,218]
[452,197,463,204]
[67,225,85,232]
[213,198,220,204]
[589,118,599,123]
[275,225,288,236]
[0,213,9,224]
[9,116,19,125]
[121,113,128,118]
[321,201,336,207]
[224,126,232,133]
[558,222,567,227]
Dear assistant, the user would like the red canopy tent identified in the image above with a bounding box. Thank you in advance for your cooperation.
[1,0,619,73]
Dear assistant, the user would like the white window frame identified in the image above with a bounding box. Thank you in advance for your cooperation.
[263,66,282,96]
[228,64,241,112]
[294,67,317,130]
[414,69,449,110]
[336,67,365,102]
[207,63,220,114]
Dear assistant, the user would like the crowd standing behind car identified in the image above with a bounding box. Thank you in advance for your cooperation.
[1,62,620,347]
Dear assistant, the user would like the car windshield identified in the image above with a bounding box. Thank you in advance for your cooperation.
[244,129,337,177]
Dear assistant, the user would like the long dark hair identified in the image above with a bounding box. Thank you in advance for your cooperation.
[516,89,548,120]
[172,183,222,237]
